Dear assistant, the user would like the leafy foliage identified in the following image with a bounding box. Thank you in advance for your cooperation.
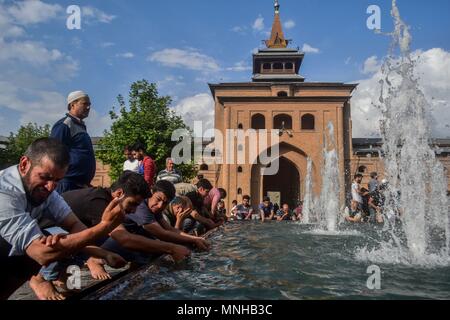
[96,80,196,181]
[0,123,50,169]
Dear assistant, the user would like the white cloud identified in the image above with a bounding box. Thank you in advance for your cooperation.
[252,15,264,31]
[148,48,221,72]
[302,43,320,54]
[232,26,246,33]
[84,109,113,137]
[362,55,381,74]
[284,20,296,29]
[172,94,215,131]
[0,1,80,135]
[7,0,62,25]
[0,4,24,39]
[116,52,135,59]
[156,75,185,89]
[0,39,61,64]
[351,48,450,138]
[82,6,116,24]
[100,42,115,48]
[71,36,82,49]
[0,80,66,130]
[0,1,115,135]
[226,61,252,72]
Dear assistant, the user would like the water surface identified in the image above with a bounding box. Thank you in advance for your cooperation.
[95,222,450,300]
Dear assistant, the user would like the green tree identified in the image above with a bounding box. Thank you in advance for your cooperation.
[97,80,196,182]
[0,123,50,169]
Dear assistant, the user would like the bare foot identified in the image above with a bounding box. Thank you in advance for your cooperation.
[86,257,111,280]
[30,274,66,300]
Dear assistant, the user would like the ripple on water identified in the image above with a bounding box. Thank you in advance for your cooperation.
[92,223,450,300]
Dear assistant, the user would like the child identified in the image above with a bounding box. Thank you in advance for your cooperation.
[217,200,227,221]
[230,200,238,221]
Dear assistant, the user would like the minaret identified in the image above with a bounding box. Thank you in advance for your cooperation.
[252,0,304,82]
[265,0,289,48]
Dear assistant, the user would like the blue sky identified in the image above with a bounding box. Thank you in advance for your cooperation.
[0,0,449,137]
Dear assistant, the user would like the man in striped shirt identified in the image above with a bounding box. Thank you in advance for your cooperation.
[156,158,182,184]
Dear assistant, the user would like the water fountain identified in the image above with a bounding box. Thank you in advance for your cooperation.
[356,0,449,266]
[316,122,341,232]
[301,157,314,224]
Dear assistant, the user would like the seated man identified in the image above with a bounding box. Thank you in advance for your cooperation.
[294,201,303,221]
[345,210,363,223]
[259,197,275,222]
[61,171,152,280]
[133,182,210,251]
[216,200,227,221]
[162,196,193,230]
[276,204,294,221]
[235,195,253,220]
[0,138,126,300]
[175,179,221,235]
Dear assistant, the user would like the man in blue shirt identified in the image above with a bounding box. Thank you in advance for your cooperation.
[51,90,96,194]
[259,197,275,222]
[236,195,254,220]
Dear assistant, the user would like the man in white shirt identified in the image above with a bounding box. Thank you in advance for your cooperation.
[348,173,364,222]
[123,145,139,173]
[0,138,128,300]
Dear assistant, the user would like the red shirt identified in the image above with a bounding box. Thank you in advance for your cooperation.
[141,156,156,188]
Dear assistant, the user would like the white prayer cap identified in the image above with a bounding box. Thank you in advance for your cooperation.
[67,90,89,106]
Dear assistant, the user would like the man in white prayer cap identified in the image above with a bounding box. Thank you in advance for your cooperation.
[50,91,96,194]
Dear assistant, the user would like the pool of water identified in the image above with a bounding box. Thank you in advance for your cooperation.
[94,222,450,300]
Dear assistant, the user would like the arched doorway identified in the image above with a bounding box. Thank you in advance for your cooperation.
[263,157,300,209]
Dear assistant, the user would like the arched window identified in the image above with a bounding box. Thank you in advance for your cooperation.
[238,123,243,129]
[274,114,293,130]
[277,91,288,97]
[273,63,283,70]
[358,166,367,173]
[200,164,209,171]
[301,114,315,130]
[251,114,266,130]
[237,166,243,173]
[237,145,244,152]
[263,63,271,70]
[285,62,294,70]
[237,188,242,195]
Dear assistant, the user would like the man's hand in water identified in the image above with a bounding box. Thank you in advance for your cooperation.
[193,238,210,251]
[170,244,191,263]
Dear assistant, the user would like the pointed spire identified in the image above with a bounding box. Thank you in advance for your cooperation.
[265,0,289,48]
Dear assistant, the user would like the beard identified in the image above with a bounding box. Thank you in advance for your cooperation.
[21,171,51,207]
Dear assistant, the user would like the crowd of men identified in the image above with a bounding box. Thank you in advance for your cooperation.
[229,196,304,222]
[346,172,391,223]
[0,91,226,300]
[0,90,392,301]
